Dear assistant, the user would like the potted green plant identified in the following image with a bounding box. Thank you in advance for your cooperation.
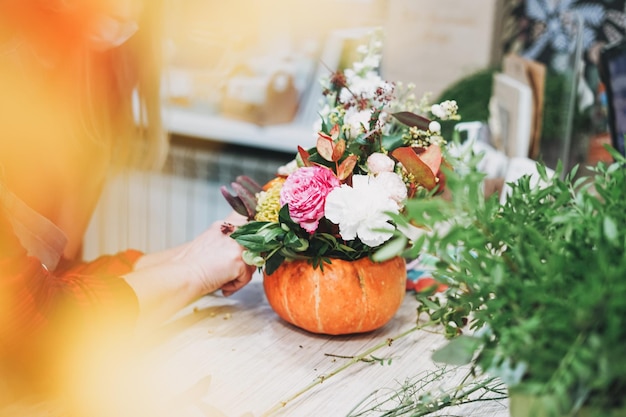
[379,148,626,416]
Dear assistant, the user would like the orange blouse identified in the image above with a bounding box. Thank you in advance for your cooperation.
[0,182,141,394]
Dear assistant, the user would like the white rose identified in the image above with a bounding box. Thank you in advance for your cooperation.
[366,152,395,174]
[374,172,407,204]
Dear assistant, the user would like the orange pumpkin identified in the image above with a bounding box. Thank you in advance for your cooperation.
[263,256,407,335]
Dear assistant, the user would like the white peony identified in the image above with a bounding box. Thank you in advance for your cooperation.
[324,174,405,247]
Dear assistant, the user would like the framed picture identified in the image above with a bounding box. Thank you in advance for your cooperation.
[599,39,626,157]
[491,72,533,158]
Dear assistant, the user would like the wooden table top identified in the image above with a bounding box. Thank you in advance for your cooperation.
[136,274,510,417]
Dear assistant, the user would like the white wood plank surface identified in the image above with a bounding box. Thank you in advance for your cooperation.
[137,275,510,417]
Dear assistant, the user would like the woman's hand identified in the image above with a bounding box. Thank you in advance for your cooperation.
[134,212,254,297]
[173,212,255,297]
[125,212,255,331]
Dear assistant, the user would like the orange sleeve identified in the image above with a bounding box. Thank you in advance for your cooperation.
[0,213,142,392]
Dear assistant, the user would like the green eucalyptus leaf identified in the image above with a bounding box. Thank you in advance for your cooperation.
[232,235,274,251]
[432,335,482,366]
[231,221,271,236]
[603,216,618,245]
[381,133,405,151]
[372,235,408,262]
[285,235,309,252]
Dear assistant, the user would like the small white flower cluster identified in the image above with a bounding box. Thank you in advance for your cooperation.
[428,121,442,134]
[402,99,460,147]
[339,70,394,109]
[352,40,383,74]
[430,100,459,121]
[342,108,372,138]
[317,29,395,140]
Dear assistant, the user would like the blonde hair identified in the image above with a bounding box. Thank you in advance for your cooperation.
[0,0,168,173]
[84,0,168,171]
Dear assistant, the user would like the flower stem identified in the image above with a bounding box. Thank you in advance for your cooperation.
[346,369,507,417]
[260,323,431,417]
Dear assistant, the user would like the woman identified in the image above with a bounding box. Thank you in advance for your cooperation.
[0,0,255,411]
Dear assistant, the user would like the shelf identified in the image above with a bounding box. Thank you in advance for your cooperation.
[163,106,317,154]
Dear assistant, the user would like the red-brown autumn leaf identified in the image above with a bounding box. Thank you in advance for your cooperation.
[329,124,341,140]
[297,145,313,167]
[332,139,346,162]
[417,144,443,175]
[337,155,358,181]
[390,146,437,190]
[316,133,334,161]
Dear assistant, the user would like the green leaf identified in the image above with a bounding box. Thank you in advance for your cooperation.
[432,335,483,366]
[284,233,309,252]
[603,216,618,245]
[372,235,408,262]
[264,253,286,276]
[232,235,274,251]
[242,251,265,267]
[381,133,405,151]
[231,221,272,236]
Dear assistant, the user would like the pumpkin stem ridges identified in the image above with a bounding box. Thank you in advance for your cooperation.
[280,282,295,326]
[313,272,323,333]
[352,270,367,333]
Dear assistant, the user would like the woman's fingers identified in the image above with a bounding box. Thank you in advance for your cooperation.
[220,264,255,297]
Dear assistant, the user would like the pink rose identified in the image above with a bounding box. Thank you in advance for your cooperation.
[280,166,340,233]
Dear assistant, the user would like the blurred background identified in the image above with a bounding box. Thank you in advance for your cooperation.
[84,0,626,259]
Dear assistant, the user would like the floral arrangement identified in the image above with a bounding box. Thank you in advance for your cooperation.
[221,30,460,275]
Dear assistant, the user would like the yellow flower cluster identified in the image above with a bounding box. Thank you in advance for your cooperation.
[254,178,285,222]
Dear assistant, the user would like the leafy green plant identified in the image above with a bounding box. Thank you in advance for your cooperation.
[380,147,626,415]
